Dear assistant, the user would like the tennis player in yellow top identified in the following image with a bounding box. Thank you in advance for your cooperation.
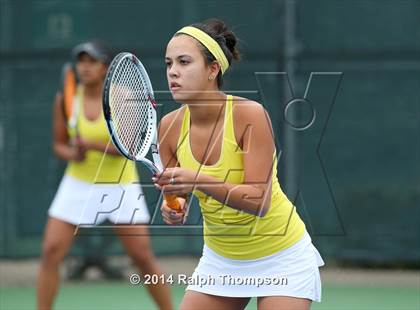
[154,19,324,309]
[37,41,172,310]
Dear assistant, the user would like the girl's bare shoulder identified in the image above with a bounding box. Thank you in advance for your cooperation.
[231,95,269,124]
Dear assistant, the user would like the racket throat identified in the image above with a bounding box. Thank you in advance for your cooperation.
[141,157,160,175]
[150,143,163,172]
[150,143,158,155]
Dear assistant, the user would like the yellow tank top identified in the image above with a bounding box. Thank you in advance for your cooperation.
[65,86,138,184]
[176,95,306,260]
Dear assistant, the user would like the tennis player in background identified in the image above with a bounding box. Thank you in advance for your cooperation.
[154,19,324,309]
[37,41,172,310]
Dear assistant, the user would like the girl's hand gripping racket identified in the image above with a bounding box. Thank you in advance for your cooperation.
[102,52,181,212]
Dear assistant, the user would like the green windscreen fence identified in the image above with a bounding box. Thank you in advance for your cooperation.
[1,0,419,265]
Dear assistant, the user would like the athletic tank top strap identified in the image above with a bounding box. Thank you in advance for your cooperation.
[223,95,237,146]
[179,105,190,147]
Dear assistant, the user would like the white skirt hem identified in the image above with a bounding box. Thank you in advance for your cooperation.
[185,231,324,302]
[48,174,150,225]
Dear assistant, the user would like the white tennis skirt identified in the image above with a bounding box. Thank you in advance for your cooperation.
[186,232,324,301]
[48,174,150,225]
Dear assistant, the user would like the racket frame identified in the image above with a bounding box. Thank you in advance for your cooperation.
[103,52,182,211]
[103,52,162,175]
[60,62,80,139]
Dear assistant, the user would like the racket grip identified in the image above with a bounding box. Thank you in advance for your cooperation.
[164,194,182,212]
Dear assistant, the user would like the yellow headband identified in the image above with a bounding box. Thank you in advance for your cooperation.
[176,26,229,75]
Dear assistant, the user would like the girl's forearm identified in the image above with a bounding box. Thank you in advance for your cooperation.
[53,143,81,161]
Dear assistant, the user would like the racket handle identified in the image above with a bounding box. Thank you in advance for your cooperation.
[164,194,182,212]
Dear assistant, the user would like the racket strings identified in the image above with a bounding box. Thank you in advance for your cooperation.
[110,58,153,157]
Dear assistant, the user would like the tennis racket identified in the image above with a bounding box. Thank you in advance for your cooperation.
[102,52,181,211]
[60,62,80,138]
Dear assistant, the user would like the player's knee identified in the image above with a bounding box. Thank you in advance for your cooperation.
[41,242,65,266]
